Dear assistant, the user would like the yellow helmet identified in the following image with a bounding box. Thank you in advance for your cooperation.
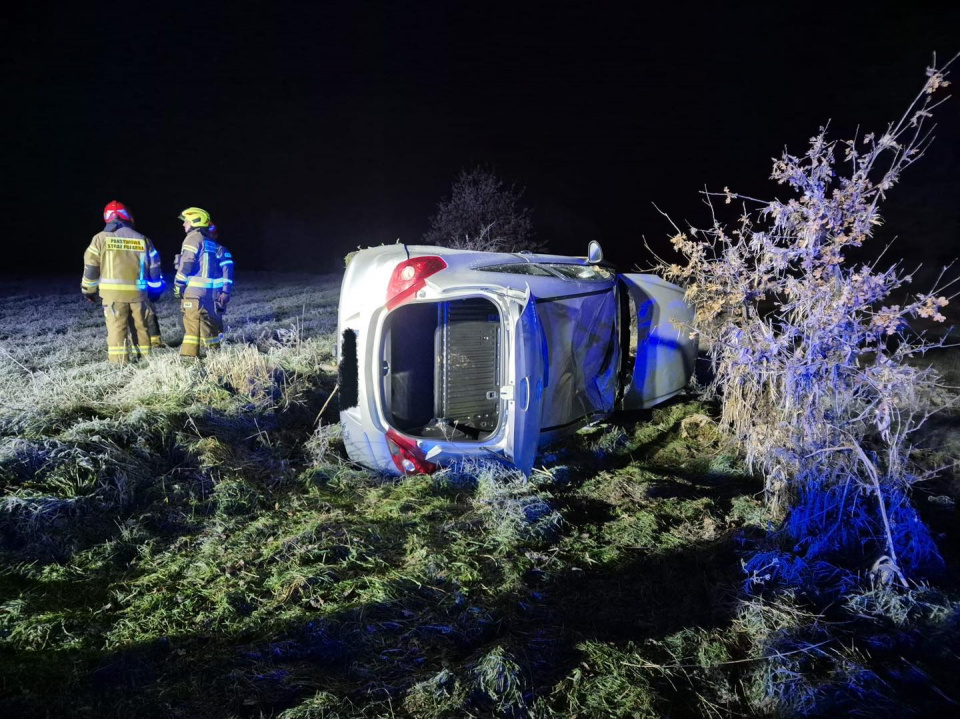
[178,207,211,228]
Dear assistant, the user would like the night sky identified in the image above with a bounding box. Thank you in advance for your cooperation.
[5,2,959,277]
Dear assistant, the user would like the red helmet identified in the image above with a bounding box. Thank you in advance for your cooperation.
[103,200,133,223]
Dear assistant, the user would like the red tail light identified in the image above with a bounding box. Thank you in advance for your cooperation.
[386,429,438,475]
[386,256,447,310]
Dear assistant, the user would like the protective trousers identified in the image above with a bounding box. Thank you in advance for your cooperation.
[180,296,223,357]
[103,301,151,364]
[130,301,163,347]
[145,301,163,347]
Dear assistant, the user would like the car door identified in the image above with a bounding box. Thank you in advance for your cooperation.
[499,287,545,474]
[618,274,698,409]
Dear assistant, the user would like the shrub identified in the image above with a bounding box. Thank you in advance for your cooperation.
[659,55,958,583]
[423,166,544,253]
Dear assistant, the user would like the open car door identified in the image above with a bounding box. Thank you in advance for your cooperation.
[618,274,697,409]
[501,288,546,474]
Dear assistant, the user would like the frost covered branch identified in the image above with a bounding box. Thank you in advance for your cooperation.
[659,54,958,583]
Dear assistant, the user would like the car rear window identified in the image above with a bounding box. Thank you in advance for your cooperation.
[338,329,359,410]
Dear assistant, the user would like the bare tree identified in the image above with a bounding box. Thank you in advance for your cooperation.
[423,166,543,253]
[658,55,958,585]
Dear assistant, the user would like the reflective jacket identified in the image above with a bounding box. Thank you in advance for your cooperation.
[174,229,234,299]
[82,222,163,302]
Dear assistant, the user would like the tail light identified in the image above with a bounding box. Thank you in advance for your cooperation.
[386,428,438,475]
[386,256,447,310]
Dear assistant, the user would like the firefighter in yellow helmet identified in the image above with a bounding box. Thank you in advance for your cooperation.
[173,207,234,358]
[82,201,163,364]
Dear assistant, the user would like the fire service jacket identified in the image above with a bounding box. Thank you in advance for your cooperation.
[82,222,163,303]
[174,229,234,300]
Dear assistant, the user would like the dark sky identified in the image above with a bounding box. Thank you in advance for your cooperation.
[4,2,959,276]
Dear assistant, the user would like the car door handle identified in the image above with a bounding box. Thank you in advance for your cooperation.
[518,377,530,412]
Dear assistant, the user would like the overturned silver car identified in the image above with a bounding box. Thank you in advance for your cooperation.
[337,242,697,476]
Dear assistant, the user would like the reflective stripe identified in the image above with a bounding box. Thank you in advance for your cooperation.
[186,277,225,288]
[149,249,159,258]
[82,279,100,288]
[220,259,234,266]
[181,335,201,345]
[99,278,147,290]
[223,278,234,284]
[86,246,100,256]
[203,335,223,345]
[147,280,164,289]
[181,245,198,254]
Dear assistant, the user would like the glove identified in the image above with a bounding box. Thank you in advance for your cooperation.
[215,292,229,314]
[82,292,98,304]
[173,285,183,299]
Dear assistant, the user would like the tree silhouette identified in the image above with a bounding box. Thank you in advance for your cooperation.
[423,166,543,253]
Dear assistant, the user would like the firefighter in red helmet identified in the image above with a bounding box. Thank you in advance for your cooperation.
[82,201,163,364]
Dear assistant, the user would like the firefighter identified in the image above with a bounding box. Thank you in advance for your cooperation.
[206,224,230,317]
[143,300,165,348]
[173,208,234,358]
[131,263,166,348]
[82,201,163,364]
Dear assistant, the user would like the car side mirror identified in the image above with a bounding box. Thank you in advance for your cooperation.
[587,240,603,264]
